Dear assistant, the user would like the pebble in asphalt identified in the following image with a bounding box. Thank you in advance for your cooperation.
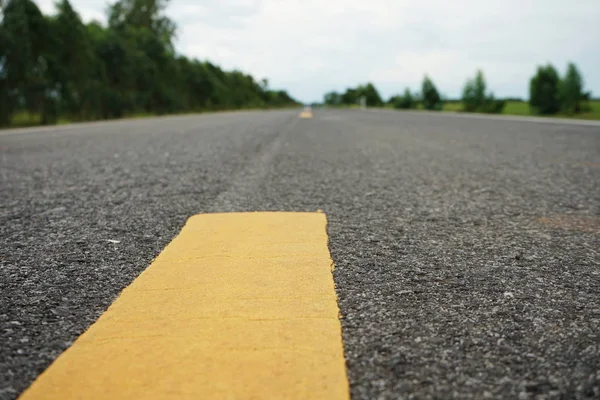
[1,109,599,399]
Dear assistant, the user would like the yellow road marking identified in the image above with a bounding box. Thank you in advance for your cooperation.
[299,110,313,119]
[20,212,349,400]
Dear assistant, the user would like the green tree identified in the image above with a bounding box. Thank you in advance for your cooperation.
[559,62,584,114]
[49,0,94,119]
[0,0,297,127]
[337,83,383,107]
[91,26,137,117]
[0,3,11,125]
[341,87,358,105]
[461,80,476,111]
[108,0,175,49]
[421,76,442,110]
[106,0,179,115]
[462,70,486,112]
[84,20,114,119]
[323,91,341,105]
[360,82,383,107]
[461,70,505,114]
[175,56,210,111]
[1,0,56,123]
[267,90,295,107]
[393,88,415,109]
[529,64,560,115]
[100,0,179,116]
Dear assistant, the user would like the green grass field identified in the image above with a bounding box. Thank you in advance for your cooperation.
[441,102,462,112]
[10,111,43,128]
[9,111,71,128]
[577,100,600,120]
[502,101,531,116]
[441,100,600,120]
[5,106,299,129]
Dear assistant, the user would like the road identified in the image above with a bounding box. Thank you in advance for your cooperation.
[1,109,599,399]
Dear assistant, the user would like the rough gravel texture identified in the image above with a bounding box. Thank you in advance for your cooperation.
[1,109,599,399]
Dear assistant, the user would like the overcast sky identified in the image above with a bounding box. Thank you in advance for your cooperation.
[37,0,600,103]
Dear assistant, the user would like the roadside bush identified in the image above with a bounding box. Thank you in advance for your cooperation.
[483,99,506,114]
[529,64,561,115]
[362,82,384,107]
[559,62,585,114]
[461,70,505,114]
[393,88,415,109]
[580,92,592,112]
[421,76,442,110]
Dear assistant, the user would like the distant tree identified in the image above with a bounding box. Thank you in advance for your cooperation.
[462,70,485,112]
[341,87,358,105]
[421,76,442,110]
[0,4,10,125]
[361,82,383,107]
[393,88,415,109]
[323,91,341,105]
[339,87,356,105]
[1,0,59,124]
[49,0,94,119]
[529,64,561,115]
[337,83,383,107]
[461,80,476,111]
[487,99,506,114]
[269,90,295,106]
[559,62,585,114]
[461,70,505,114]
[108,0,176,49]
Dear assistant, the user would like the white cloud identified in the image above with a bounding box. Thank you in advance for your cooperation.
[36,0,600,102]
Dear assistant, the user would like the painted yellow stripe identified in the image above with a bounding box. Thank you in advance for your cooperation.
[19,212,349,400]
[299,110,313,119]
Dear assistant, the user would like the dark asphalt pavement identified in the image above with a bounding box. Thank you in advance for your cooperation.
[1,109,599,399]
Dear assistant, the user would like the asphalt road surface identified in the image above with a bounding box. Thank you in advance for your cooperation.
[1,109,599,399]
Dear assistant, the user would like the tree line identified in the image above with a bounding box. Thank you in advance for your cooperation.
[323,63,592,116]
[0,0,299,127]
